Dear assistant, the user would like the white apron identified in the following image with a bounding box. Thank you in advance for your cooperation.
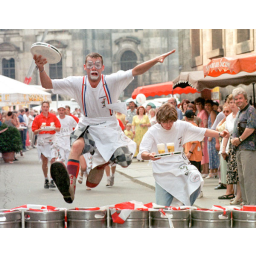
[78,103,136,169]
[152,153,204,206]
[37,134,58,162]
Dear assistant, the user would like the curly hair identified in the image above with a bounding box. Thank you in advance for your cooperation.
[156,103,178,123]
[136,106,146,115]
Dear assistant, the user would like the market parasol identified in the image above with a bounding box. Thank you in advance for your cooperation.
[131,81,199,99]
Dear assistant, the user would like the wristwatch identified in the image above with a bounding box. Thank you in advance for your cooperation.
[239,137,243,142]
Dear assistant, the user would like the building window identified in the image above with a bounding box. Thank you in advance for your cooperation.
[49,59,63,79]
[236,29,253,54]
[191,29,200,58]
[2,58,15,79]
[237,29,250,44]
[121,50,138,97]
[212,29,222,50]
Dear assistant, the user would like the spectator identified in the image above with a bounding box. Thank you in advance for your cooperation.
[4,111,17,127]
[126,100,137,124]
[212,101,219,112]
[18,109,27,152]
[219,96,242,204]
[132,106,151,158]
[217,105,223,113]
[215,104,232,195]
[24,108,30,149]
[149,108,157,126]
[168,97,183,120]
[205,99,219,179]
[124,123,134,140]
[184,110,202,172]
[195,97,209,177]
[231,88,256,205]
[187,103,202,126]
[180,99,190,115]
[28,110,35,148]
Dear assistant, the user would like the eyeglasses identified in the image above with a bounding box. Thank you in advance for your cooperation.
[223,111,230,113]
[86,61,102,69]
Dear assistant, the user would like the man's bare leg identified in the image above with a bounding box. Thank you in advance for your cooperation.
[41,154,50,189]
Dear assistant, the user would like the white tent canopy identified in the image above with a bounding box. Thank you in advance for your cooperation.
[0,75,51,106]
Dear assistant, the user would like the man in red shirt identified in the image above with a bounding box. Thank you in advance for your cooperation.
[32,101,61,189]
[65,105,79,123]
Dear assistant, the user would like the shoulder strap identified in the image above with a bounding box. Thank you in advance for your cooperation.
[102,75,113,116]
[81,76,87,117]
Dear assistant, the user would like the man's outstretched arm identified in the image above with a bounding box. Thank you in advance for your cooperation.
[33,54,53,89]
[132,49,175,77]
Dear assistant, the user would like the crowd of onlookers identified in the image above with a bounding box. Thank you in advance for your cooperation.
[1,88,256,205]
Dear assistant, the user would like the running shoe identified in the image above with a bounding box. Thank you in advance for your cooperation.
[49,180,56,188]
[44,179,49,189]
[50,162,73,203]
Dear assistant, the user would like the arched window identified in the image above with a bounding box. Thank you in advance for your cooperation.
[49,59,63,79]
[121,51,138,97]
[2,58,15,79]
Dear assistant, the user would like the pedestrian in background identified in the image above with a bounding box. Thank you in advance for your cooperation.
[180,99,190,115]
[205,100,219,179]
[195,97,209,177]
[132,106,151,158]
[126,100,137,124]
[168,97,183,120]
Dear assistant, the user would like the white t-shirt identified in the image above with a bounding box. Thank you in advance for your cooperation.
[56,115,78,150]
[28,114,34,128]
[52,70,134,118]
[138,120,206,165]
[23,114,28,127]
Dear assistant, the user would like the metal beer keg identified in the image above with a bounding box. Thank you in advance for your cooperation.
[67,208,107,228]
[24,209,65,228]
[191,209,231,228]
[150,209,190,228]
[0,209,22,228]
[110,210,149,228]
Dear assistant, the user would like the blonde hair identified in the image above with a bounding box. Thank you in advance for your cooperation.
[156,103,178,123]
[226,94,234,103]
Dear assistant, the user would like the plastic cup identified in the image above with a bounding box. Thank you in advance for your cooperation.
[157,143,165,154]
[166,143,175,153]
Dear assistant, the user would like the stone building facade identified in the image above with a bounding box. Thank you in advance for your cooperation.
[1,29,255,104]
[177,29,256,104]
[0,29,180,101]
